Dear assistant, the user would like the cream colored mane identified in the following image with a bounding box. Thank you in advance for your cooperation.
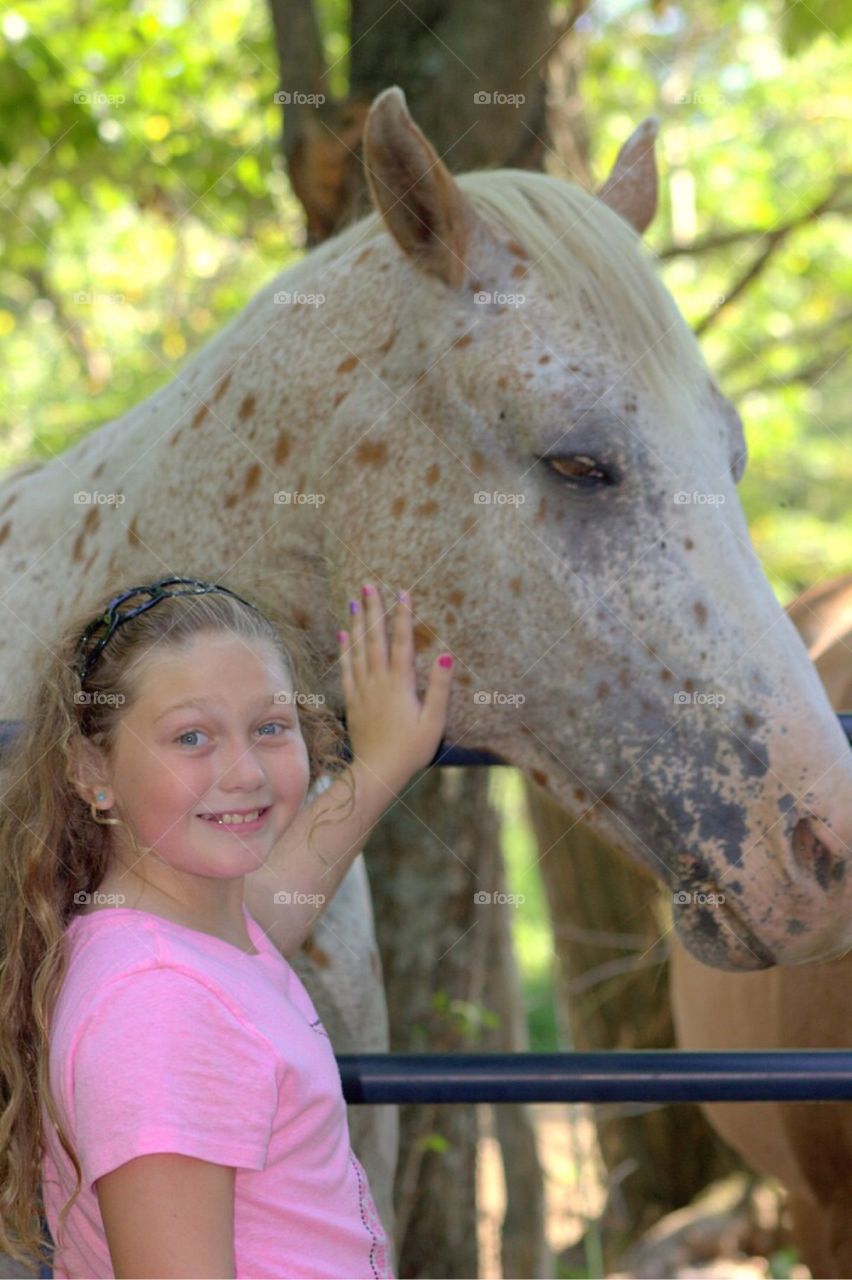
[288,166,710,414]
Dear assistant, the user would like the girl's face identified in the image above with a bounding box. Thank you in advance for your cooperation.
[100,631,312,882]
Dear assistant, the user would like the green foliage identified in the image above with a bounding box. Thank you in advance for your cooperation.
[1,0,849,596]
[579,0,851,599]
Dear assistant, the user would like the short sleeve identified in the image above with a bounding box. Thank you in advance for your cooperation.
[71,967,279,1192]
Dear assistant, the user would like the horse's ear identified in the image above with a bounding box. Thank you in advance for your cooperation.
[596,117,659,236]
[362,86,477,290]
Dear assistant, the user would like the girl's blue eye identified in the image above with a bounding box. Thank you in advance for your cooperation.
[258,722,288,737]
[175,723,289,747]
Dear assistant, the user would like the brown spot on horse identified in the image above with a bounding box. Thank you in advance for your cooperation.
[212,372,231,403]
[192,403,208,429]
[238,394,256,422]
[391,496,406,517]
[336,354,358,375]
[243,462,262,494]
[416,499,439,518]
[425,464,440,486]
[71,506,100,562]
[355,440,389,467]
[0,521,11,548]
[453,333,474,349]
[274,433,291,466]
[301,935,331,968]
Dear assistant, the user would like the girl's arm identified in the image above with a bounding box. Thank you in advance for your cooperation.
[244,583,454,958]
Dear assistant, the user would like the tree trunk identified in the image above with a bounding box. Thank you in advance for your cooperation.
[268,0,577,242]
[523,777,744,1265]
[365,767,489,1279]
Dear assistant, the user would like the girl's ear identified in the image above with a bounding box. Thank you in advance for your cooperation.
[67,738,110,806]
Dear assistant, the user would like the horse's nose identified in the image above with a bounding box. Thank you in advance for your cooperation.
[791,816,847,891]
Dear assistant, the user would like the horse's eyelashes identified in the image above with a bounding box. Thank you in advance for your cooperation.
[542,454,618,491]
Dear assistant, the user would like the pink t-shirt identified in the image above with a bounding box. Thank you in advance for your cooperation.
[41,900,395,1280]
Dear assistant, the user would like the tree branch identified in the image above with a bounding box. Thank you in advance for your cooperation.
[692,174,851,336]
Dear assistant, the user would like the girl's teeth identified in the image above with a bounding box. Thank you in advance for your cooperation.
[203,809,262,825]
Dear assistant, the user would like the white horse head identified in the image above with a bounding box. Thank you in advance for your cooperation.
[2,87,850,973]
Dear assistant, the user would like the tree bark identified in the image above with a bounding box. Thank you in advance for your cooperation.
[365,767,488,1279]
[523,777,743,1266]
[268,0,575,242]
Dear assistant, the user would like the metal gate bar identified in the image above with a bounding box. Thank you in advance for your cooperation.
[337,1050,852,1103]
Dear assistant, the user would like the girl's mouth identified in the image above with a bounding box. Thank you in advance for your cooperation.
[197,806,271,832]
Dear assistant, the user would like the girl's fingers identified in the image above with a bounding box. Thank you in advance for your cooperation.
[390,589,415,683]
[361,583,389,670]
[338,628,354,701]
[422,651,455,722]
[348,592,368,686]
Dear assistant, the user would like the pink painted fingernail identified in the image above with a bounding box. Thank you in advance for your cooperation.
[337,630,347,644]
[438,654,454,669]
[349,599,360,614]
[362,583,373,595]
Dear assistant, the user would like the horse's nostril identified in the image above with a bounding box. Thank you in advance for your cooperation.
[791,816,841,890]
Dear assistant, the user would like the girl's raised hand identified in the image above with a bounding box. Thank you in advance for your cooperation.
[338,584,455,786]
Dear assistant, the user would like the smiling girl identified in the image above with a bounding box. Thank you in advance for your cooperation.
[0,575,454,1279]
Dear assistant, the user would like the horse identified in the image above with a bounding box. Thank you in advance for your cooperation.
[670,573,852,1279]
[2,84,852,1265]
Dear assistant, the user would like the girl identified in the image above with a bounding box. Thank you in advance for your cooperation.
[0,573,455,1279]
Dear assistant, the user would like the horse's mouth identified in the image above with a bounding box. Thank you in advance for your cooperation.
[672,890,776,971]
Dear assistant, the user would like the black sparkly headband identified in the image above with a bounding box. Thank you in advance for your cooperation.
[75,576,262,683]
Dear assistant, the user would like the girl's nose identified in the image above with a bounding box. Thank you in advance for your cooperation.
[217,742,267,789]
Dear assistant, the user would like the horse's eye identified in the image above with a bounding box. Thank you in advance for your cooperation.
[543,455,618,490]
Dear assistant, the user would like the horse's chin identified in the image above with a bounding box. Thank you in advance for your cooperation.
[673,896,776,972]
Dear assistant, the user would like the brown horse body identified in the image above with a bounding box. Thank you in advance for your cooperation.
[671,572,852,1278]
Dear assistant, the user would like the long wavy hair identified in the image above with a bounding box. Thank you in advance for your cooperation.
[0,575,351,1270]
